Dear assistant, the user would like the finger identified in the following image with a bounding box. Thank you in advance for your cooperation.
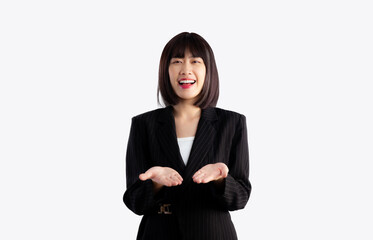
[168,175,175,183]
[139,173,148,181]
[196,173,212,183]
[139,174,145,181]
[166,179,180,187]
[193,174,206,184]
[158,175,169,185]
[201,175,215,183]
[140,170,155,181]
[192,172,205,182]
[221,169,228,178]
[164,180,172,187]
[171,180,181,186]
[175,174,183,183]
[192,170,203,178]
[218,167,228,178]
[193,177,202,184]
[170,174,182,184]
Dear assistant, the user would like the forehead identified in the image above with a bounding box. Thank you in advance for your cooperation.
[171,47,203,58]
[171,50,200,59]
[169,38,206,59]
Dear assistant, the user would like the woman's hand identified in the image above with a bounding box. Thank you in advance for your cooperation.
[139,166,183,187]
[192,162,229,184]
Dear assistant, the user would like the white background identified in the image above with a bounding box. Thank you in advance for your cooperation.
[1,0,372,239]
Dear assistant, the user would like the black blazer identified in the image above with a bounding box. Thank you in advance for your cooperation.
[123,105,251,240]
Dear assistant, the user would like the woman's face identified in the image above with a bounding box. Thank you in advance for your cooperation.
[168,49,206,104]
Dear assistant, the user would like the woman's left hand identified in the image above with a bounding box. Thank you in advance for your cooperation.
[192,162,229,184]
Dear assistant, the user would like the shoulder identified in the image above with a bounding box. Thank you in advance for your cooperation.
[128,108,165,133]
[213,107,246,122]
[210,107,247,132]
[209,107,247,133]
[131,107,165,122]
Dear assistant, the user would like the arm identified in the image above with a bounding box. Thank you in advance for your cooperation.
[123,116,162,215]
[211,114,252,211]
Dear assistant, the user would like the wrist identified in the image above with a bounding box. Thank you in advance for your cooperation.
[212,177,226,194]
[152,181,163,194]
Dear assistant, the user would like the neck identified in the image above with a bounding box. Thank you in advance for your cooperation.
[172,102,201,120]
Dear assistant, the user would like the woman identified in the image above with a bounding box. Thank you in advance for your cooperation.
[123,32,251,240]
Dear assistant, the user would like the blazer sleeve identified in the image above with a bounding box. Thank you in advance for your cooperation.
[210,114,252,211]
[123,116,163,215]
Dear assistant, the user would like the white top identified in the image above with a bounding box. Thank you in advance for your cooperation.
[177,136,195,165]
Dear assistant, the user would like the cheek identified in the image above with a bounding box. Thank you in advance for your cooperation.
[199,66,206,78]
[199,69,206,83]
[168,67,177,80]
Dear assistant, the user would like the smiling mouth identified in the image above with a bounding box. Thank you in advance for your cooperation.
[178,80,196,85]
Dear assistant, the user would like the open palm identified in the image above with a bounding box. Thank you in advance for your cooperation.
[192,162,229,184]
[139,166,183,187]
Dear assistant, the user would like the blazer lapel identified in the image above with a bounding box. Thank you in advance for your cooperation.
[156,105,218,180]
[184,107,218,182]
[157,105,185,173]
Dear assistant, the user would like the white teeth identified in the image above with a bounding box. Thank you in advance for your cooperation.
[179,80,196,84]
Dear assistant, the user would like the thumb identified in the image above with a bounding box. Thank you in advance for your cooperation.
[139,171,153,181]
[219,167,228,178]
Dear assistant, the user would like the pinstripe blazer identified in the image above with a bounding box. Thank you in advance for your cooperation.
[123,105,251,240]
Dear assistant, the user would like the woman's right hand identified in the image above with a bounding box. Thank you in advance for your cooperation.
[139,166,183,187]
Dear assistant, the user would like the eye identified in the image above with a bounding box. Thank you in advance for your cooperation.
[191,58,203,63]
[171,60,182,64]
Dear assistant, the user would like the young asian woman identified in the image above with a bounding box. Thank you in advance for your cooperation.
[123,32,252,240]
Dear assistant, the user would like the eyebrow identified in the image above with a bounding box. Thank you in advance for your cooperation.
[171,56,201,59]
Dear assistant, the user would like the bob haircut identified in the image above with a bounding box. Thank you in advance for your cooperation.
[157,32,219,109]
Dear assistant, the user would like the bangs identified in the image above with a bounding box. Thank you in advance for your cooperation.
[169,34,207,60]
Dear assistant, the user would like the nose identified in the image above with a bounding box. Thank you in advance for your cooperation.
[180,62,192,75]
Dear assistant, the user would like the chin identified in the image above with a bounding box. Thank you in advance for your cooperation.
[179,94,198,99]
